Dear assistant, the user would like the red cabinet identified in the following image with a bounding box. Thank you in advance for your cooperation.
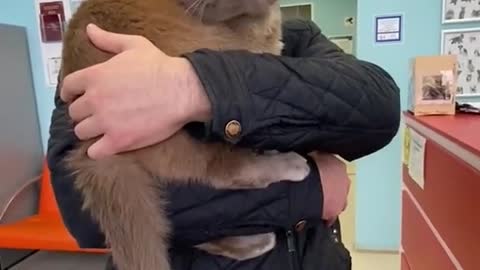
[402,113,480,270]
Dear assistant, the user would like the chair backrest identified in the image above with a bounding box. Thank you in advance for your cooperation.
[38,161,63,218]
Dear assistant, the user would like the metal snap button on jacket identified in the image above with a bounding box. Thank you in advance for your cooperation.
[295,220,307,232]
[225,120,242,139]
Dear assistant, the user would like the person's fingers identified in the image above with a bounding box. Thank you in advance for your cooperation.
[68,95,92,122]
[60,70,91,103]
[86,23,144,54]
[87,134,119,160]
[74,116,103,141]
[326,219,336,227]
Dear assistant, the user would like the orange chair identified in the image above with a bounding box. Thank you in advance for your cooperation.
[0,161,108,254]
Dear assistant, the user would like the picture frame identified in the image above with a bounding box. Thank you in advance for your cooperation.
[441,28,480,97]
[375,15,402,43]
[408,55,457,116]
[442,0,480,24]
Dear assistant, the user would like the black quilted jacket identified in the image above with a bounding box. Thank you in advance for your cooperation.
[47,19,400,270]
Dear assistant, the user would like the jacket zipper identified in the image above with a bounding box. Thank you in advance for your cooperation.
[286,230,300,270]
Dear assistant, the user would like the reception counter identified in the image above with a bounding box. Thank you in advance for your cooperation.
[401,112,480,270]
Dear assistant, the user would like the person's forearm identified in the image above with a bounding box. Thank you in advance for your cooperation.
[180,20,400,160]
[167,160,323,246]
[183,50,400,159]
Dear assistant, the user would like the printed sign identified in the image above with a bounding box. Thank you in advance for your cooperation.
[39,1,66,42]
[375,15,402,43]
[408,129,426,189]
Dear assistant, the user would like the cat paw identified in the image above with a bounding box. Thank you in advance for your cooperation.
[231,152,310,189]
[271,152,310,181]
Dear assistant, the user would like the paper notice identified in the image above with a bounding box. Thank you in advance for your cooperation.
[402,126,411,165]
[47,57,61,86]
[408,129,426,189]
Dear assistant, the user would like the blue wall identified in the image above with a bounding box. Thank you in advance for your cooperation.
[0,2,55,152]
[355,0,480,251]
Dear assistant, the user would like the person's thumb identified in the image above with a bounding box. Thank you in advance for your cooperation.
[86,23,142,54]
[87,135,117,160]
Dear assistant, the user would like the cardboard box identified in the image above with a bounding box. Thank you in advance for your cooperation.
[408,55,457,116]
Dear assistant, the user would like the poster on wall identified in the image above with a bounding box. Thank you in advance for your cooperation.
[47,57,62,86]
[442,0,480,24]
[39,1,66,42]
[441,28,480,97]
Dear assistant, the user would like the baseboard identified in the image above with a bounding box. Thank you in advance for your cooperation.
[351,246,400,254]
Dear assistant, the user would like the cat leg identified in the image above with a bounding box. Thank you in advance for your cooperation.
[222,151,310,189]
[137,131,311,190]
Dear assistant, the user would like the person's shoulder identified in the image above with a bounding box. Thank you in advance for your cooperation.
[281,19,323,55]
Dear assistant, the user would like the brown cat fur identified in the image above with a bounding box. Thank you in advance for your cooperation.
[60,0,310,269]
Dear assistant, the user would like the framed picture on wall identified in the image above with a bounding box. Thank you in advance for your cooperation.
[441,28,480,97]
[442,0,480,24]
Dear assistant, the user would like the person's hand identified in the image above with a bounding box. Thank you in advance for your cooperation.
[60,24,211,159]
[310,152,351,227]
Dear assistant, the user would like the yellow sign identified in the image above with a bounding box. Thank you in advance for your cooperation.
[402,127,411,166]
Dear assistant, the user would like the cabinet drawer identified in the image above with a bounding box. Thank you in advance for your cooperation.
[403,136,480,269]
[400,253,411,270]
[402,192,457,270]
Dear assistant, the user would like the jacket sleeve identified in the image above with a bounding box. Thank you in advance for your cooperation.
[47,89,323,248]
[183,20,401,161]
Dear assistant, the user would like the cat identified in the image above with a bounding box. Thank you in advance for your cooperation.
[459,7,466,19]
[468,59,475,73]
[422,76,449,100]
[179,0,277,23]
[59,0,311,270]
[472,9,480,17]
[450,33,464,45]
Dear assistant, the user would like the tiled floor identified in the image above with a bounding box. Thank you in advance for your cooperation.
[340,171,400,270]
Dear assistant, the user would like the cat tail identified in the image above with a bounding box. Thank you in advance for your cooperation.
[70,155,171,270]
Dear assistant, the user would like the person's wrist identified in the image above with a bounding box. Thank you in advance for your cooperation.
[310,152,350,223]
[176,57,212,123]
